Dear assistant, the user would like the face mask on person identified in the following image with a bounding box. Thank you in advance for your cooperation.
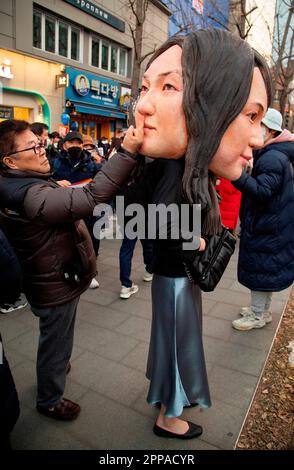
[261,126,267,141]
[67,146,82,159]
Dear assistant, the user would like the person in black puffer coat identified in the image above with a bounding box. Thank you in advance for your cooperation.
[0,228,22,305]
[0,119,139,421]
[0,228,21,449]
[232,108,294,331]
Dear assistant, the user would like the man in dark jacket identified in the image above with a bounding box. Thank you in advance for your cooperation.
[231,108,294,331]
[52,131,102,183]
[53,131,103,289]
[0,119,142,419]
[0,227,27,313]
[0,229,21,449]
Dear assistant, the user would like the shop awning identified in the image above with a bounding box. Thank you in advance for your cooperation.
[75,104,127,120]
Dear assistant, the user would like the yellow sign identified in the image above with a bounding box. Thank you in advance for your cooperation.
[56,73,69,88]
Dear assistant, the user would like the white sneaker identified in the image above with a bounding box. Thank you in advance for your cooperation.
[0,295,28,314]
[239,307,272,323]
[239,306,252,316]
[120,284,139,299]
[89,278,99,289]
[232,312,266,331]
[143,269,153,282]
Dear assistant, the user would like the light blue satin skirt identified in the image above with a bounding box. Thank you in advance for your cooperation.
[146,274,211,417]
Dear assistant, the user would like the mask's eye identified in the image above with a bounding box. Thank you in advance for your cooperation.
[139,85,148,96]
[163,84,176,91]
[248,112,258,122]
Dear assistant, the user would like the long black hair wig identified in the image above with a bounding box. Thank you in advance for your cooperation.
[145,29,273,233]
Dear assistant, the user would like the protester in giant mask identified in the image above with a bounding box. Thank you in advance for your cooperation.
[109,29,272,440]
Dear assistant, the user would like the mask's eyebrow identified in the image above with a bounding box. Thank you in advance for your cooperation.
[249,102,265,114]
[143,69,182,81]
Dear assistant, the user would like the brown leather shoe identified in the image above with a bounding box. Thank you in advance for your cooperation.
[37,398,80,421]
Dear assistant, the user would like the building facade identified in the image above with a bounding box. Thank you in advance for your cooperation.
[162,0,230,36]
[0,0,170,138]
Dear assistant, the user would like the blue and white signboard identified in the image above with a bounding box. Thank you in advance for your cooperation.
[65,67,120,110]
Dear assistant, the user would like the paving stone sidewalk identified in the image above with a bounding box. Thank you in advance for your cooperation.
[0,239,291,450]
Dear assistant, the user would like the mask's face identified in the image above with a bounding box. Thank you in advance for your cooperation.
[209,68,268,181]
[135,45,188,159]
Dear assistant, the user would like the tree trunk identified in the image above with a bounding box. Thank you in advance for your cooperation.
[274,0,294,118]
[131,0,145,99]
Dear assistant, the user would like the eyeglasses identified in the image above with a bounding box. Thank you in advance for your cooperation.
[6,143,46,157]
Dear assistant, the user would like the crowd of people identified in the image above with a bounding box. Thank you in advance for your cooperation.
[0,28,293,448]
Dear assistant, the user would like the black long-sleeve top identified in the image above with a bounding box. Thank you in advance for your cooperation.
[121,157,201,277]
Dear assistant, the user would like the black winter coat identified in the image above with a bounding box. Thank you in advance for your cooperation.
[233,140,294,291]
[0,333,20,446]
[52,149,102,183]
[0,228,21,304]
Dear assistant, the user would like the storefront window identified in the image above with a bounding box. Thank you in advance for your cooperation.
[91,39,99,68]
[71,29,79,61]
[111,46,118,74]
[101,43,109,70]
[45,17,55,53]
[59,23,68,57]
[33,12,42,49]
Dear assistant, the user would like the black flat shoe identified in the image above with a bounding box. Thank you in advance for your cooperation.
[155,402,198,409]
[153,421,203,440]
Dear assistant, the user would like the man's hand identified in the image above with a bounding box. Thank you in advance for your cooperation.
[56,180,71,187]
[122,122,144,154]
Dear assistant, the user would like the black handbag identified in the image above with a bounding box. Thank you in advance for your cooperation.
[184,226,236,292]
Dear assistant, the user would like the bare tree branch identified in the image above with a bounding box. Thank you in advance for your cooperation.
[139,48,157,64]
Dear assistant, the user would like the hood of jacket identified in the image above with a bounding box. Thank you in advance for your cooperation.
[254,131,294,164]
[266,129,294,145]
